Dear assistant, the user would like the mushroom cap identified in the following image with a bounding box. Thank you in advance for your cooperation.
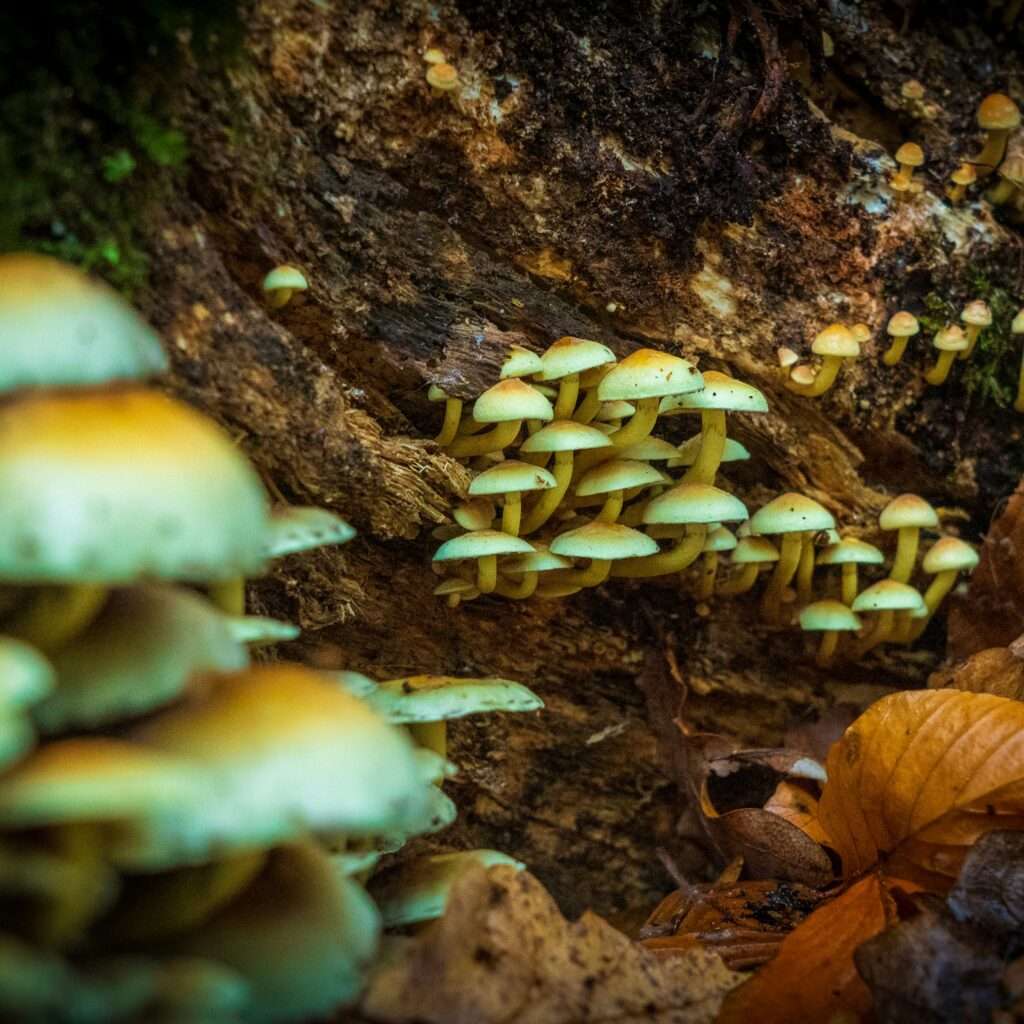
[261,265,308,293]
[597,349,703,401]
[643,483,749,526]
[922,537,979,574]
[850,324,872,344]
[366,675,542,724]
[263,506,355,559]
[950,163,977,186]
[879,493,938,530]
[669,435,750,468]
[452,498,495,531]
[433,529,534,562]
[978,93,1021,130]
[433,578,479,598]
[961,300,992,328]
[519,420,612,453]
[750,493,835,535]
[427,384,449,402]
[225,616,300,646]
[468,460,557,496]
[894,142,924,167]
[0,390,269,584]
[852,580,925,613]
[616,437,680,461]
[1014,309,1024,335]
[472,379,553,424]
[33,585,249,735]
[932,325,967,352]
[426,62,459,90]
[799,600,861,632]
[0,637,54,710]
[537,336,616,381]
[998,155,1024,186]
[423,47,447,64]
[550,521,658,560]
[0,253,168,393]
[777,347,799,368]
[817,537,885,566]
[887,311,920,338]
[502,546,571,574]
[594,400,636,421]
[330,671,379,699]
[730,536,780,564]
[499,346,543,379]
[811,323,860,358]
[659,370,768,414]
[702,526,737,553]
[575,459,665,497]
[789,365,817,386]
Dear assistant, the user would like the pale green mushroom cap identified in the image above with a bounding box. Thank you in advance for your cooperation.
[659,370,768,414]
[852,580,925,613]
[365,675,543,724]
[1013,309,1024,334]
[750,493,835,535]
[811,323,860,358]
[703,527,737,553]
[550,522,658,560]
[0,390,270,583]
[817,537,885,566]
[413,748,458,784]
[0,637,54,710]
[499,345,543,379]
[879,493,938,531]
[427,384,449,402]
[263,506,355,559]
[731,536,779,564]
[33,585,250,735]
[519,420,612,453]
[468,460,557,496]
[433,578,480,600]
[922,537,979,574]
[329,670,379,698]
[370,850,525,929]
[0,711,34,770]
[799,600,861,632]
[643,483,748,526]
[933,325,968,351]
[961,300,992,328]
[598,349,703,401]
[503,547,571,574]
[0,253,168,393]
[261,265,308,293]
[594,400,636,421]
[472,379,553,424]
[452,497,496,531]
[433,530,534,563]
[668,435,750,468]
[616,437,680,461]
[575,459,665,497]
[225,615,301,645]
[537,336,616,381]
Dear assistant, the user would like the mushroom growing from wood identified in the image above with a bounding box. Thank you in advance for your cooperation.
[905,537,979,641]
[467,460,557,537]
[537,336,616,420]
[694,526,737,600]
[716,536,779,596]
[432,530,534,594]
[880,493,938,583]
[972,93,1021,178]
[816,537,884,605]
[891,142,924,192]
[800,600,861,667]
[959,300,992,359]
[882,311,920,366]
[785,324,860,397]
[549,521,659,588]
[852,580,925,654]
[947,163,977,203]
[923,324,967,385]
[445,379,553,458]
[575,459,666,523]
[261,265,308,309]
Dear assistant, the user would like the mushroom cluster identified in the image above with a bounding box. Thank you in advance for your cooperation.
[0,254,542,1022]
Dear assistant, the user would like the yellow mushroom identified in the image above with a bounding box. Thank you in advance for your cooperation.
[429,384,463,446]
[891,142,924,190]
[1013,309,1024,413]
[923,325,967,385]
[880,493,938,583]
[446,379,553,458]
[971,93,1021,178]
[785,324,860,397]
[882,311,920,366]
[467,460,557,537]
[800,600,861,668]
[959,300,992,360]
[946,163,977,203]
[717,535,779,596]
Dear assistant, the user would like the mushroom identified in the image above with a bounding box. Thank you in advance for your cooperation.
[786,324,860,397]
[0,253,168,392]
[426,62,459,93]
[494,545,571,599]
[537,336,616,419]
[659,371,768,485]
[924,324,967,385]
[262,505,355,559]
[852,580,925,654]
[816,537,884,605]
[799,600,862,667]
[880,493,938,583]
[1014,309,1024,413]
[432,529,533,594]
[445,379,553,458]
[946,162,977,203]
[717,536,779,596]
[777,347,799,380]
[850,323,872,345]
[433,578,480,607]
[749,493,836,624]
[429,384,463,447]
[789,364,817,388]
[616,437,681,463]
[695,526,737,600]
[261,265,308,309]
[882,311,920,366]
[591,400,635,433]
[467,460,557,537]
[453,497,496,531]
[971,93,1021,178]
[547,522,659,588]
[423,47,447,64]
[575,459,666,523]
[987,154,1024,205]
[891,142,924,191]
[499,345,543,379]
[905,537,979,642]
[572,362,617,423]
[959,299,992,360]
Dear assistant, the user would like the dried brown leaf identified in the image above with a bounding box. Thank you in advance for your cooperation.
[930,644,1024,701]
[763,781,829,846]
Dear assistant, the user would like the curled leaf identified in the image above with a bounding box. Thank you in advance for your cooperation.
[930,644,1024,701]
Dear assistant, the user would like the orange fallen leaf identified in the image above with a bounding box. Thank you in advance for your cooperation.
[930,643,1024,701]
[818,690,1024,886]
[716,873,895,1024]
[763,781,830,846]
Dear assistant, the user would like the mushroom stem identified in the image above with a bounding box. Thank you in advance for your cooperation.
[38,822,108,946]
[447,419,521,458]
[816,631,839,668]
[695,551,718,600]
[924,349,958,386]
[610,397,660,448]
[787,356,842,397]
[551,559,612,588]
[987,178,1018,206]
[760,532,805,624]
[682,409,727,485]
[494,572,539,599]
[209,577,246,616]
[573,387,603,424]
[717,564,760,596]
[520,452,573,535]
[596,490,625,523]
[267,288,293,309]
[858,610,894,655]
[409,720,447,758]
[882,336,910,366]
[907,569,958,641]
[796,536,816,605]
[611,524,708,579]
[890,527,920,583]
[554,375,581,420]
[435,397,464,446]
[973,130,1011,178]
[5,584,108,651]
[501,494,522,537]
[476,555,498,594]
[960,324,983,360]
[840,563,859,606]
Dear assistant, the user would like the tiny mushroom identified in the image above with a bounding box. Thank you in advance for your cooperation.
[946,162,977,203]
[537,336,616,420]
[429,384,463,447]
[717,535,779,596]
[261,265,308,310]
[426,62,459,93]
[549,521,659,588]
[452,497,496,531]
[972,93,1021,177]
[667,435,750,471]
[467,460,557,537]
[499,345,544,379]
[786,324,860,397]
[575,459,666,523]
[1014,308,1024,413]
[432,529,534,594]
[959,299,992,360]
[494,545,570,599]
[906,537,979,641]
[891,142,925,190]
[445,378,553,458]
[777,347,799,379]
[799,600,862,667]
[882,311,920,366]
[923,324,967,385]
[695,526,737,600]
[433,578,480,608]
[817,537,885,605]
[850,323,872,345]
[789,364,817,388]
[852,579,924,653]
[879,493,938,583]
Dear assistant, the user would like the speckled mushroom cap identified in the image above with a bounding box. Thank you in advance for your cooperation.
[261,265,308,293]
[0,637,54,710]
[852,580,925,613]
[669,435,750,468]
[468,460,557,496]
[452,498,495,531]
[0,254,168,392]
[33,585,250,735]
[749,493,835,535]
[879,493,938,531]
[932,325,968,351]
[799,600,861,632]
[702,526,737,553]
[643,483,749,526]
[887,311,920,337]
[502,546,570,574]
[817,537,885,566]
[659,370,768,414]
[433,530,534,563]
[537,336,616,381]
[730,536,779,564]
[616,437,680,462]
[597,349,703,401]
[263,506,354,559]
[499,345,543,379]
[811,323,860,358]
[472,379,553,423]
[894,142,924,167]
[519,420,612,453]
[922,537,979,574]
[0,390,270,583]
[550,522,658,560]
[978,93,1021,130]
[364,675,543,724]
[961,300,993,328]
[575,459,665,497]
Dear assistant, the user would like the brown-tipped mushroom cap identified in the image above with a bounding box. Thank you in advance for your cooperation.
[933,325,968,352]
[950,164,977,187]
[550,522,658,560]
[659,370,768,414]
[894,142,925,167]
[879,493,938,531]
[731,536,779,564]
[426,63,459,91]
[777,347,799,368]
[472,379,553,424]
[597,349,703,401]
[643,483,748,526]
[852,580,925,613]
[811,323,860,358]
[452,498,495,531]
[978,93,1021,131]
[922,537,979,574]
[499,346,543,379]
[961,300,993,328]
[789,365,817,387]
[850,324,872,345]
[799,600,861,632]
[817,538,884,566]
[537,337,616,381]
[887,311,920,338]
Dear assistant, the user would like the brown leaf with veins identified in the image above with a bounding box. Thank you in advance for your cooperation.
[929,643,1024,701]
[716,873,895,1024]
[763,781,829,846]
[818,690,1024,887]
[360,865,742,1024]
